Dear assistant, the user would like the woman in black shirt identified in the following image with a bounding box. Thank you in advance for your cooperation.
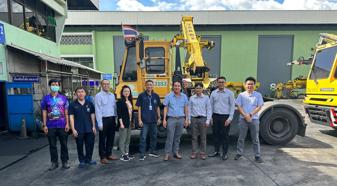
[117,85,134,161]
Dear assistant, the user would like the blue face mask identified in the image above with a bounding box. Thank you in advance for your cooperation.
[50,86,60,92]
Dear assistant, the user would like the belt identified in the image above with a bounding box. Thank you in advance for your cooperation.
[213,113,229,116]
[192,116,206,119]
[103,116,115,119]
[167,116,185,119]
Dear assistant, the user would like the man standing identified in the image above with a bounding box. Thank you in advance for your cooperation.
[162,81,189,161]
[188,83,212,160]
[95,80,118,164]
[69,87,97,168]
[136,80,161,161]
[209,76,235,160]
[235,77,264,163]
[41,79,70,170]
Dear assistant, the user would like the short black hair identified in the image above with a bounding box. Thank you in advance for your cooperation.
[194,82,203,88]
[173,81,182,86]
[101,79,110,84]
[217,76,226,82]
[145,79,154,84]
[245,76,256,84]
[48,79,60,86]
[75,86,86,93]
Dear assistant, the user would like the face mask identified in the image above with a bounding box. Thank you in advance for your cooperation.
[50,86,60,92]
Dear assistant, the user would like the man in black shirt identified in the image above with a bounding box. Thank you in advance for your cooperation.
[69,87,97,168]
[136,80,161,161]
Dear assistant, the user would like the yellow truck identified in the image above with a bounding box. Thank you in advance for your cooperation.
[114,16,307,145]
[304,33,337,129]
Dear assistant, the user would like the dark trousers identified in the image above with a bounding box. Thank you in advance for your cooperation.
[212,114,230,154]
[75,132,95,163]
[139,122,157,156]
[47,128,69,163]
[99,117,116,159]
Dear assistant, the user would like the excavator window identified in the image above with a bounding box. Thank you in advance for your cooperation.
[145,47,165,74]
[122,46,137,82]
[310,46,337,80]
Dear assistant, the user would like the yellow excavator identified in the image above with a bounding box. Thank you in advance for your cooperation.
[114,16,307,145]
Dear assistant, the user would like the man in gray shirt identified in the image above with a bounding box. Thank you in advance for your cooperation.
[235,77,264,163]
[188,83,212,160]
[209,76,235,160]
[95,80,118,164]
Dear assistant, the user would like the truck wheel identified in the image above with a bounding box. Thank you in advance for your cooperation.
[260,108,298,145]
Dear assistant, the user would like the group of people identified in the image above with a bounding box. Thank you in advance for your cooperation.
[41,76,264,171]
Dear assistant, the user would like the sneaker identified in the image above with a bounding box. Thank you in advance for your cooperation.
[78,162,86,168]
[120,155,130,162]
[208,152,219,157]
[48,162,58,171]
[149,152,160,158]
[255,157,264,163]
[126,153,135,160]
[139,155,146,161]
[234,154,242,160]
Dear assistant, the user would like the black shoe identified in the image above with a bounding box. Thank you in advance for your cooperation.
[208,152,219,157]
[120,155,130,162]
[234,154,242,160]
[255,157,263,163]
[48,162,58,171]
[221,154,228,161]
[62,161,70,169]
[149,152,160,158]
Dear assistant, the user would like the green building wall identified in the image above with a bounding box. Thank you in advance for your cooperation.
[61,27,337,82]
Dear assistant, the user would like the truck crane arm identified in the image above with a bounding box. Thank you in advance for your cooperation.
[171,16,215,88]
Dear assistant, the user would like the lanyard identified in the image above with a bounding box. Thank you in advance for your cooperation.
[148,95,152,107]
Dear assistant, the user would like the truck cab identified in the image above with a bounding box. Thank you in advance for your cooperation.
[115,40,171,102]
[304,36,337,128]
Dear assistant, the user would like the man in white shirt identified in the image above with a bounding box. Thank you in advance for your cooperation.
[95,80,118,164]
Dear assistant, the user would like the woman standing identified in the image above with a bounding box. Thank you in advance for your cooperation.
[117,85,134,161]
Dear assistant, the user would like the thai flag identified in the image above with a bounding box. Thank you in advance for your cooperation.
[122,25,139,40]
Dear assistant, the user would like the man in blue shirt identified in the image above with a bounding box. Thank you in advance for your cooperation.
[136,80,161,161]
[69,87,97,168]
[188,83,212,160]
[162,81,189,161]
[41,79,70,170]
[235,77,264,163]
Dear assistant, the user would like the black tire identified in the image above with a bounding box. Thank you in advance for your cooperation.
[260,108,299,145]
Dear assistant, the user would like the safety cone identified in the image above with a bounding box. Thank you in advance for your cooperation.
[19,116,28,139]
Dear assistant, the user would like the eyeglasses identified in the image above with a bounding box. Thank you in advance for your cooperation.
[217,81,225,83]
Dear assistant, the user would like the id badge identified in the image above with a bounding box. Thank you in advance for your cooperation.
[149,105,153,110]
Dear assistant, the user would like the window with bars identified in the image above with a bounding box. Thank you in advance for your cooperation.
[61,35,93,45]
[63,57,94,68]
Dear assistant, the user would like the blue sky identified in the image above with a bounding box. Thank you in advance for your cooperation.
[99,0,337,11]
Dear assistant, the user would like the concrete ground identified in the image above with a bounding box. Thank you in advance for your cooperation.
[0,100,337,186]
